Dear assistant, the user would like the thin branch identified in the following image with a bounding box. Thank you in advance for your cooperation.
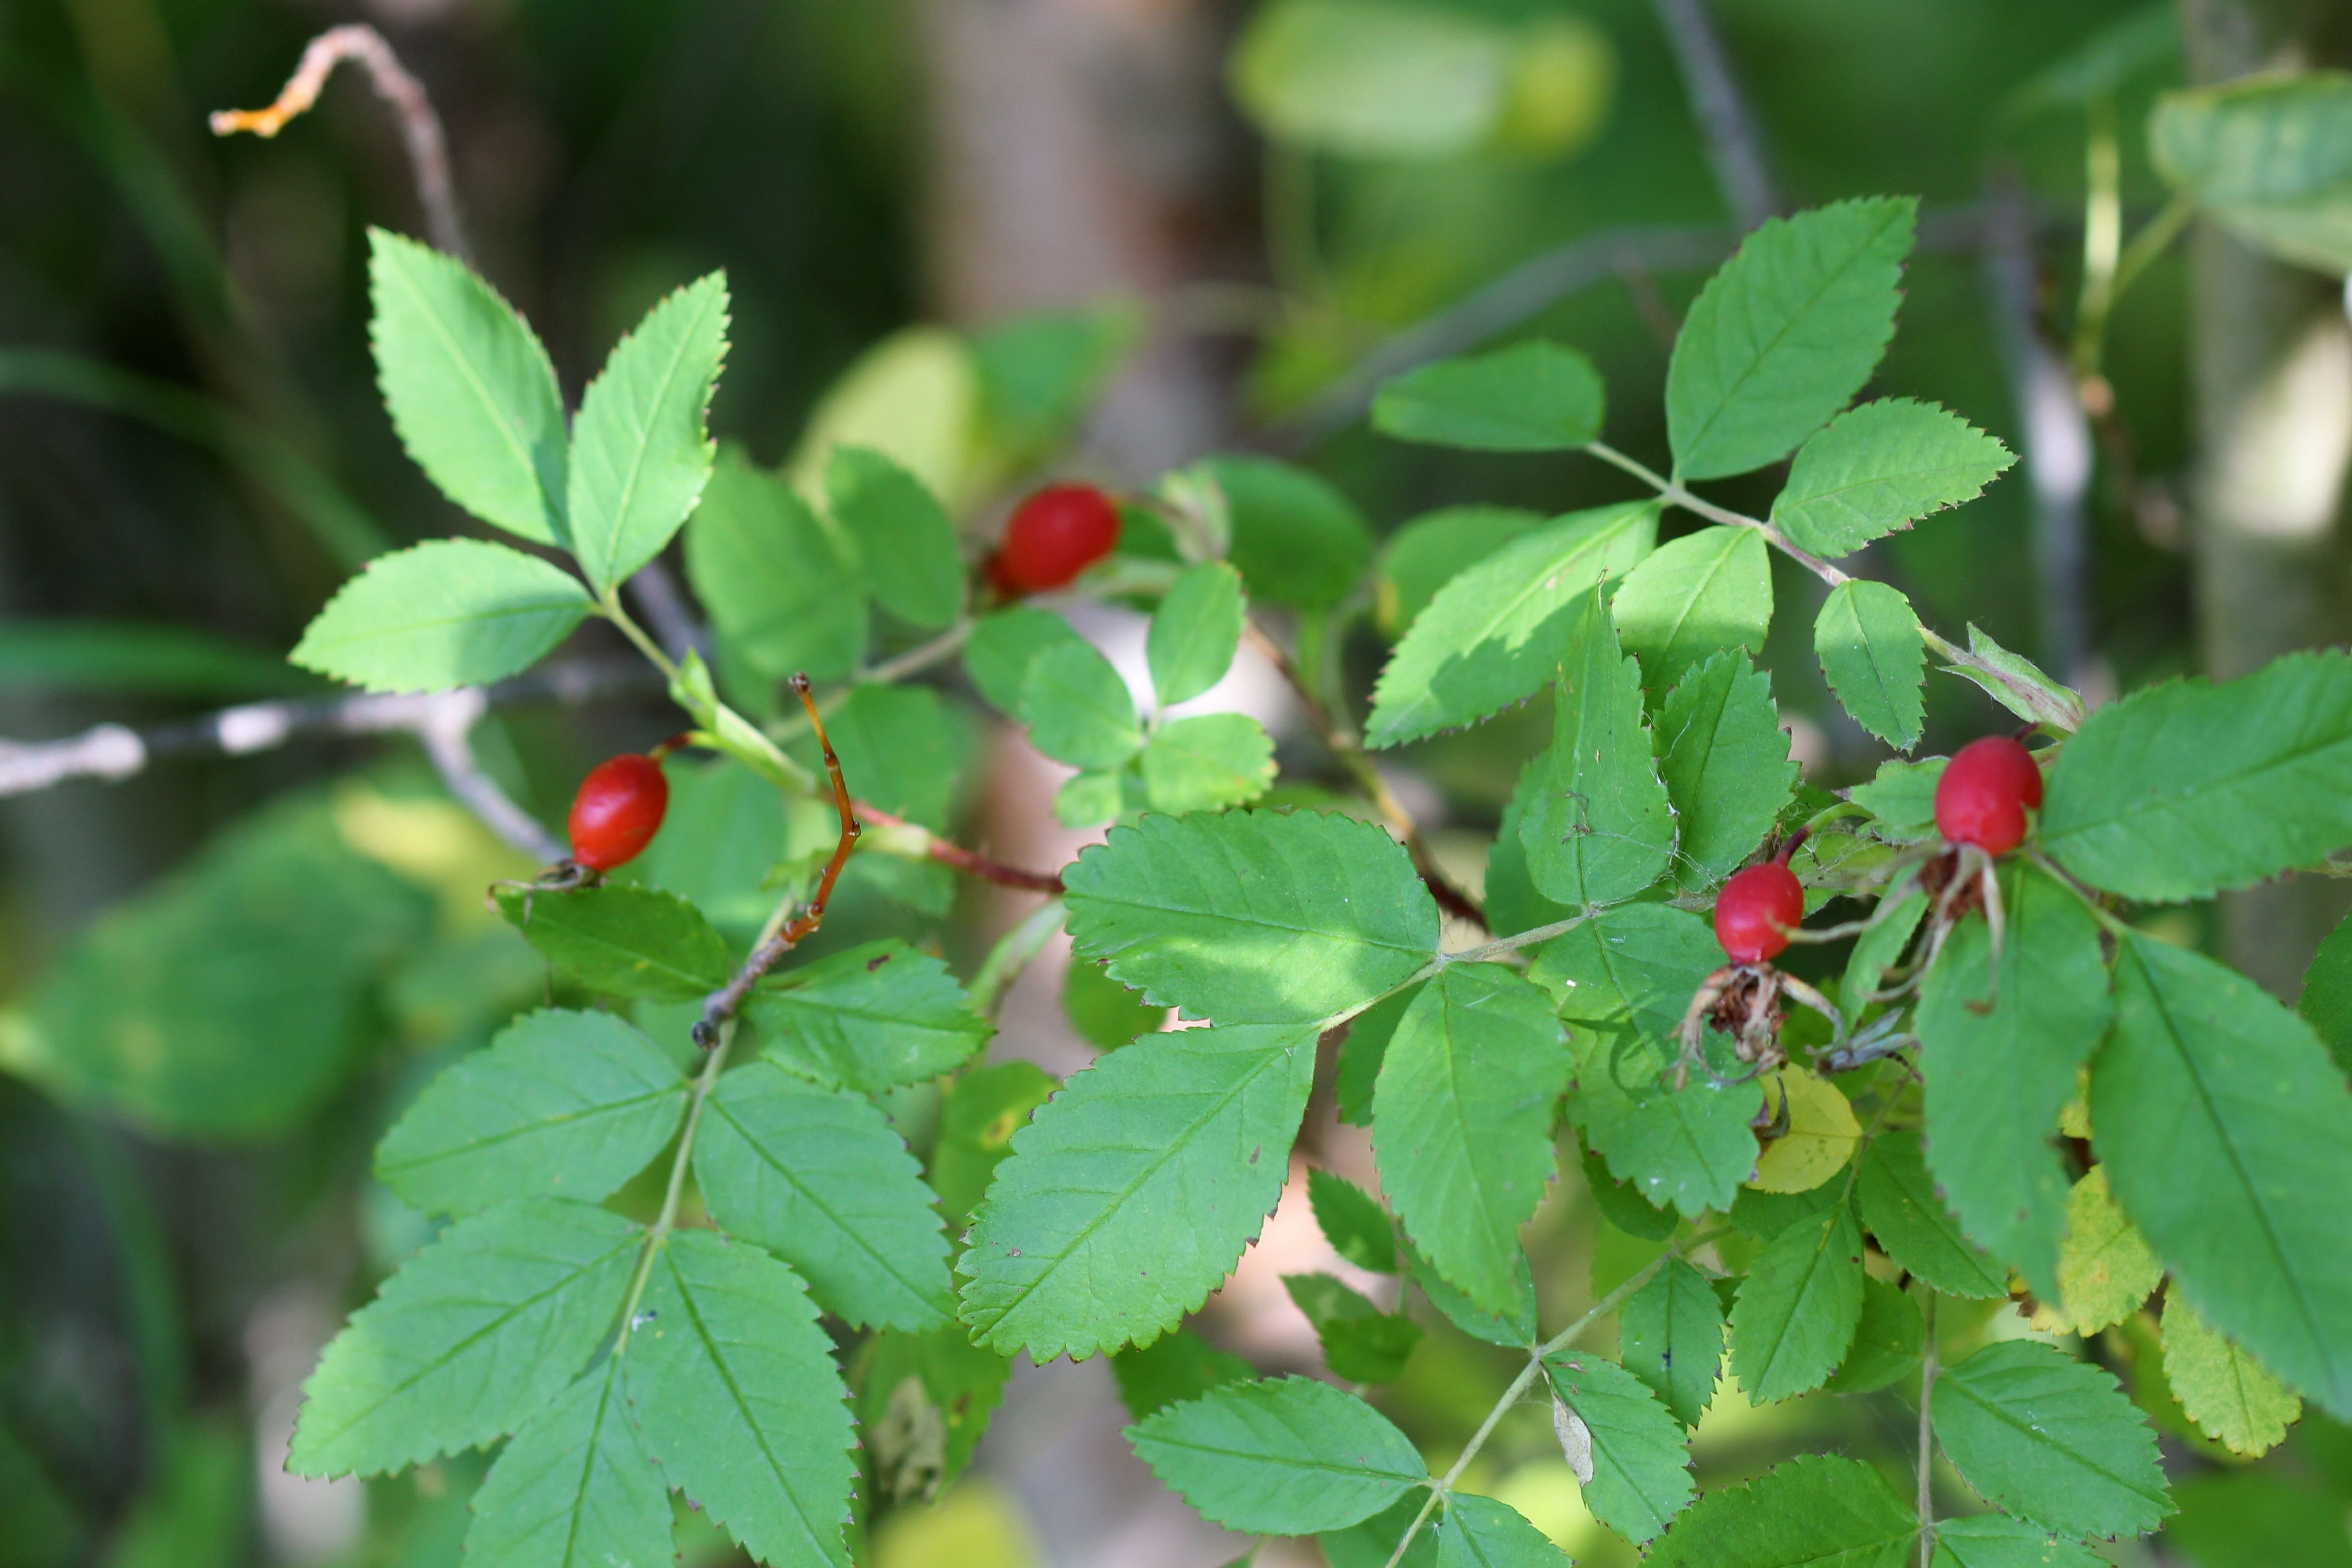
[854,801,1065,894]
[1917,1289,1940,1568]
[1649,0,1781,229]
[210,24,468,260]
[408,686,565,862]
[625,560,710,665]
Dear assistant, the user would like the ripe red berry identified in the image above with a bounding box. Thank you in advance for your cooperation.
[992,483,1120,595]
[568,754,669,871]
[1715,861,1805,965]
[1934,736,2043,855]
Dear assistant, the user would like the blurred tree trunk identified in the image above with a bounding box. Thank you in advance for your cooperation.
[2180,0,2352,994]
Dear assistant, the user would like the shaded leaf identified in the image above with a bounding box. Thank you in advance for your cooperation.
[686,444,867,683]
[1931,1340,2170,1539]
[496,883,730,1002]
[1126,1376,1426,1534]
[461,1357,670,1568]
[1149,562,1246,706]
[1620,1257,1725,1428]
[1141,713,1277,814]
[1543,1350,1697,1543]
[1021,639,1143,770]
[1309,1168,1398,1273]
[1285,1273,1422,1382]
[1855,1132,2008,1300]
[749,939,990,1094]
[1657,650,1797,888]
[1729,1201,1865,1403]
[1373,341,1606,451]
[1520,588,1676,906]
[1645,1454,1915,1568]
[825,445,963,629]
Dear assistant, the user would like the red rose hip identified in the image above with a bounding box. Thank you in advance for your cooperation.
[1715,861,1805,965]
[1934,736,2042,855]
[568,754,669,870]
[991,483,1120,595]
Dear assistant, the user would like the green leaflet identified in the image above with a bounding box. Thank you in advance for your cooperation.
[958,1023,1318,1358]
[1520,588,1676,906]
[2092,930,2352,1419]
[1656,650,1798,888]
[1665,196,1917,482]
[1205,455,1374,612]
[637,757,787,935]
[461,1356,671,1568]
[1814,579,1925,750]
[1126,1376,1426,1535]
[1728,1201,1864,1403]
[1931,1514,2107,1568]
[1531,901,1720,1046]
[1848,757,1943,841]
[565,272,728,592]
[2161,1295,2303,1457]
[1823,1274,1922,1394]
[624,1230,858,1568]
[1365,500,1658,749]
[1771,398,2015,558]
[1486,758,1580,939]
[694,1062,953,1332]
[1372,963,1570,1312]
[1434,1493,1572,1566]
[1063,956,1166,1049]
[1141,712,1277,813]
[1407,1235,1538,1348]
[2151,73,2352,275]
[685,444,867,683]
[495,883,731,1002]
[1942,622,2084,734]
[1543,1350,1696,1543]
[1372,340,1606,451]
[2168,1473,2352,1568]
[1374,505,1544,638]
[1064,809,1439,1024]
[824,445,964,630]
[1021,639,1143,770]
[1619,1257,1725,1428]
[1585,1145,1678,1240]
[963,606,1085,716]
[2299,906,2352,1075]
[971,301,1141,459]
[1571,1035,1761,1219]
[367,229,567,546]
[1110,1325,1255,1421]
[1309,1167,1399,1273]
[1930,1340,2171,1540]
[748,939,990,1093]
[1915,867,2109,1302]
[1645,1454,1915,1568]
[291,539,592,693]
[1148,562,1246,706]
[1853,1132,2008,1300]
[930,1061,1058,1231]
[289,1200,639,1478]
[374,1008,686,1216]
[2040,650,2352,900]
[1610,525,1774,693]
[1841,893,1926,1022]
[1337,985,1417,1125]
[1284,1273,1422,1382]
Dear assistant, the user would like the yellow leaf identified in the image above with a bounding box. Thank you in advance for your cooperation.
[2163,1294,2302,1456]
[2048,1166,2161,1335]
[1747,1066,1861,1193]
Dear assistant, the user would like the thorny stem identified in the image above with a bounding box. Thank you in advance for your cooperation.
[1242,617,1489,929]
[1380,1225,1736,1568]
[1917,1290,1940,1567]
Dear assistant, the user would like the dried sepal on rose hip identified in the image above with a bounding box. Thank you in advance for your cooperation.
[986,482,1121,597]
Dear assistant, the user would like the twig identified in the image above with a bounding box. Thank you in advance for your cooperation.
[625,561,709,664]
[407,687,565,862]
[854,801,1065,894]
[1917,1289,1940,1567]
[1649,0,1781,228]
[1241,618,1487,929]
[210,24,468,260]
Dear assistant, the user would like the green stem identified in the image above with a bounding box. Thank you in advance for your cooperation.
[1917,1289,1940,1568]
[969,897,1067,1020]
[613,1019,735,1354]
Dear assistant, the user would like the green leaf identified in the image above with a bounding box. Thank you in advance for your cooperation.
[2299,906,2352,1075]
[824,445,964,629]
[1285,1273,1423,1382]
[496,883,730,1002]
[1943,623,2085,734]
[1645,1454,1915,1568]
[1823,1274,1922,1394]
[1111,1326,1256,1421]
[2168,1473,2352,1568]
[2161,1295,2303,1457]
[747,939,990,1094]
[1520,588,1677,905]
[1126,1376,1426,1534]
[1841,892,1926,1022]
[786,325,976,505]
[566,272,728,592]
[1065,809,1439,1024]
[1572,1041,1762,1219]
[2048,1166,2160,1335]
[1771,398,2015,557]
[2041,650,2352,901]
[1849,757,1944,841]
[2151,73,2352,275]
[1611,525,1774,693]
[1665,197,1918,482]
[625,1229,857,1568]
[1406,1236,1537,1348]
[1373,963,1569,1311]
[1916,867,2109,1301]
[1374,505,1544,638]
[288,1200,638,1477]
[964,606,1086,716]
[2092,929,2352,1419]
[1544,1351,1696,1543]
[291,539,591,693]
[461,1357,671,1568]
[1149,562,1246,706]
[1620,1258,1726,1428]
[1229,0,1513,158]
[374,1009,684,1217]
[959,1023,1318,1358]
[1930,1515,2107,1568]
[1367,500,1658,748]
[1814,580,1925,750]
[1434,1494,1572,1566]
[1728,1201,1864,1403]
[1204,455,1373,612]
[1142,713,1277,814]
[367,229,566,545]
[1657,650,1798,888]
[1064,957,1166,1049]
[1531,902,1721,1046]
[930,1061,1058,1232]
[1055,769,1128,829]
[694,1061,952,1331]
[685,444,867,683]
[1854,1132,2007,1300]
[1372,341,1606,451]
[1309,1168,1398,1273]
[858,1325,1014,1499]
[1585,1145,1678,1240]
[1931,1340,2171,1539]
[1021,639,1143,770]
[1337,985,1416,1126]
